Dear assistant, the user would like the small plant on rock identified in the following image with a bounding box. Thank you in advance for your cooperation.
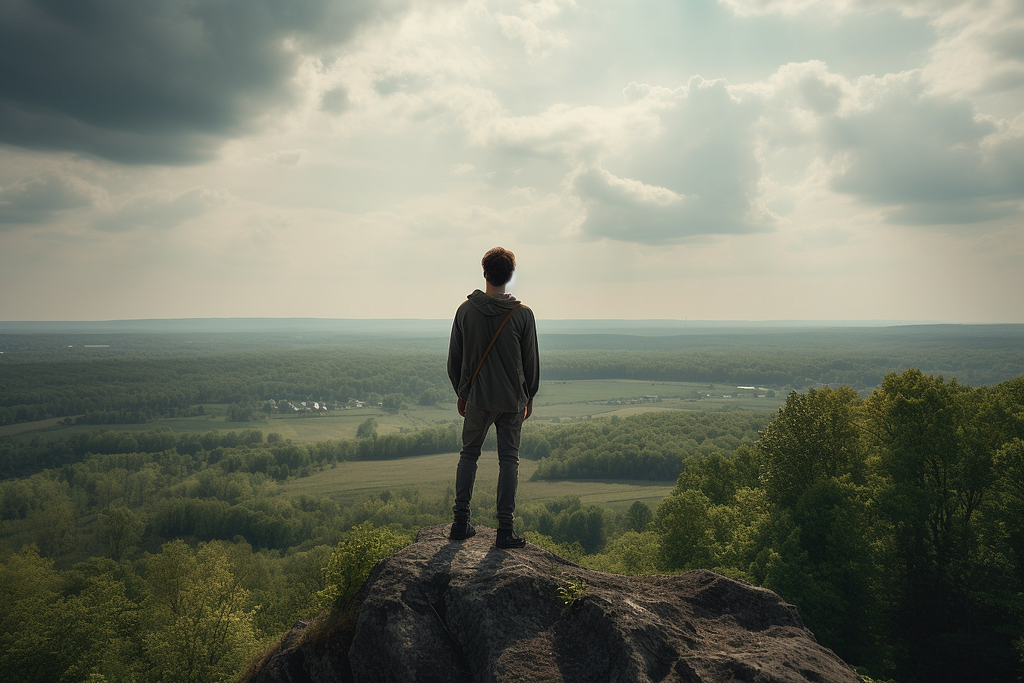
[556,578,588,607]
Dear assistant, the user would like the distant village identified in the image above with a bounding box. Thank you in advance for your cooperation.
[718,386,775,399]
[264,386,790,415]
[605,395,662,405]
[265,398,382,414]
[605,386,779,405]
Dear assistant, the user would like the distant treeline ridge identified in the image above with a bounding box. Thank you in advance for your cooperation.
[3,335,1023,426]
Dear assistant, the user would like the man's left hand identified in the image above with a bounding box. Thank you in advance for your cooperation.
[524,400,533,421]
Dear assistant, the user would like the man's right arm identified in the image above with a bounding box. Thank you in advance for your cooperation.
[447,313,463,397]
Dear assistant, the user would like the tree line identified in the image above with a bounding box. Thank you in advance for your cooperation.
[540,345,1023,389]
[525,410,769,480]
[0,422,469,482]
[0,347,449,426]
[4,327,1022,426]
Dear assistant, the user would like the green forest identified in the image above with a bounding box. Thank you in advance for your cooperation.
[2,326,1023,683]
[3,323,1023,427]
[525,410,769,480]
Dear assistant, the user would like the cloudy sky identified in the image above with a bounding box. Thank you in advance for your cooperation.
[1,0,1022,323]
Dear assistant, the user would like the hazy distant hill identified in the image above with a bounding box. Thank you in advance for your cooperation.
[0,317,948,334]
[2,318,1022,386]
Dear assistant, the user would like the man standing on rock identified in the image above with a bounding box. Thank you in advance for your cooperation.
[448,247,540,549]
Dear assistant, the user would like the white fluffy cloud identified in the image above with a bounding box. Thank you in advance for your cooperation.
[745,60,1024,226]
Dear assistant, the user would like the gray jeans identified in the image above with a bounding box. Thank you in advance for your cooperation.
[453,402,524,530]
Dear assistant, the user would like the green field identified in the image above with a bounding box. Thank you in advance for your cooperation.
[255,379,784,439]
[0,416,70,438]
[281,451,675,513]
[3,379,785,444]
[264,380,771,509]
[247,406,457,442]
[2,379,773,512]
[0,404,453,442]
[532,379,785,420]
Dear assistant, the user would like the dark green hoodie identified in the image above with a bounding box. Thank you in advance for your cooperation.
[447,290,540,413]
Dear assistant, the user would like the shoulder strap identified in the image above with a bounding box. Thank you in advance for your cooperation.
[469,303,522,388]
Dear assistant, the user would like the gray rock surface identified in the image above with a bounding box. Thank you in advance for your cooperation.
[250,524,862,683]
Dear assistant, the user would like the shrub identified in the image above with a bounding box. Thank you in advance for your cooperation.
[317,522,411,611]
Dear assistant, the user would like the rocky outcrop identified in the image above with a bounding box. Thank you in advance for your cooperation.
[250,524,862,683]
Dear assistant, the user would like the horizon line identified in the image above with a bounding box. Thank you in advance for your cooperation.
[4,316,1019,327]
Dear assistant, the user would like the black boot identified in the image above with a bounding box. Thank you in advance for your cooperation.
[496,529,526,549]
[449,521,476,540]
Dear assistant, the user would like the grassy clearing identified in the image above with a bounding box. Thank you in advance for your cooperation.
[13,405,460,443]
[0,416,75,437]
[281,452,675,513]
[6,380,758,513]
[271,380,766,510]
[531,379,785,423]
[24,416,232,439]
[261,406,458,442]
[6,380,782,443]
[536,379,698,404]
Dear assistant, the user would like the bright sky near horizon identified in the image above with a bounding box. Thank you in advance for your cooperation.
[1,0,1022,323]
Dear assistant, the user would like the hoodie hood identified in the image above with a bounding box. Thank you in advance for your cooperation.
[467,289,520,317]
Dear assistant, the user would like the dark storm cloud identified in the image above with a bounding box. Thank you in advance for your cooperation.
[0,0,402,164]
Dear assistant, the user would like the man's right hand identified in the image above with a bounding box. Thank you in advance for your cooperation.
[457,397,467,417]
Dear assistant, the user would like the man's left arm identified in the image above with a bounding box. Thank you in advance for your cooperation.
[521,309,540,419]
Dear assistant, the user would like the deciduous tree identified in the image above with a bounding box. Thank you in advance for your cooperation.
[97,505,144,562]
[143,540,259,683]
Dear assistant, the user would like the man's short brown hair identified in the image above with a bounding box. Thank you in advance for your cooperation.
[482,247,516,287]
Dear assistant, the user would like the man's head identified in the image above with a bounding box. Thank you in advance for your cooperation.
[482,247,516,287]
